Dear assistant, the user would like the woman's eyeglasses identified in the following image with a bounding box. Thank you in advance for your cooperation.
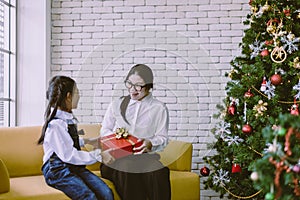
[124,80,146,91]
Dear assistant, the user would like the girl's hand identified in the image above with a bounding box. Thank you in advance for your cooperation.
[83,137,99,149]
[133,139,152,154]
[89,149,102,162]
[101,149,115,165]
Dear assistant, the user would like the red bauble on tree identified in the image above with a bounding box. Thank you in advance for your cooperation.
[261,49,269,57]
[244,89,254,98]
[283,8,291,17]
[228,101,236,115]
[265,39,273,46]
[232,163,242,173]
[242,124,252,134]
[270,74,282,86]
[200,166,210,176]
[291,104,299,116]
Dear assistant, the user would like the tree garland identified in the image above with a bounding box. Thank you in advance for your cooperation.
[221,185,262,199]
[251,85,300,104]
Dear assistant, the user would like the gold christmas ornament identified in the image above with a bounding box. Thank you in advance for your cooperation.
[267,19,280,34]
[262,1,271,12]
[228,68,237,78]
[271,46,287,63]
[293,57,300,69]
[267,25,276,34]
[251,6,258,13]
[253,100,268,118]
[220,110,227,119]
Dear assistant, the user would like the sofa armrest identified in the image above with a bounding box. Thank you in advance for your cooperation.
[0,158,10,193]
[157,140,192,171]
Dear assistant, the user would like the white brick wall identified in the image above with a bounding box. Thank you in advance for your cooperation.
[51,0,249,199]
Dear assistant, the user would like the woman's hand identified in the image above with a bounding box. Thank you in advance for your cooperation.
[133,139,152,154]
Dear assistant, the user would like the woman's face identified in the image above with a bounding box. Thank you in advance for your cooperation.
[127,73,149,101]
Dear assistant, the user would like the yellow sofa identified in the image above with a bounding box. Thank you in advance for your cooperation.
[0,124,200,200]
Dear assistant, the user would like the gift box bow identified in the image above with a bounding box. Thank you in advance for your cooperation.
[115,127,129,139]
[100,128,143,159]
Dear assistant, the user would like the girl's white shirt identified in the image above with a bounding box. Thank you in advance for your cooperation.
[101,93,169,152]
[42,109,101,165]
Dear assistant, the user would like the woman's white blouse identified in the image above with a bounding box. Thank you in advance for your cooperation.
[101,93,169,152]
[42,109,101,165]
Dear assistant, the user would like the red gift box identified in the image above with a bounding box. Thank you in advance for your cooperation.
[100,134,143,159]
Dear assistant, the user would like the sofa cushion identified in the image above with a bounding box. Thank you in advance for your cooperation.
[0,174,121,200]
[0,158,10,194]
[0,175,68,200]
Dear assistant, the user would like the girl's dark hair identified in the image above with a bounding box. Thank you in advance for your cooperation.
[38,75,76,144]
[120,64,153,124]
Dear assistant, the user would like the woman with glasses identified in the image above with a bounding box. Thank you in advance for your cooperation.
[100,64,171,200]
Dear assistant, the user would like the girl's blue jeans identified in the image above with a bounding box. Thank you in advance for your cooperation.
[42,154,114,200]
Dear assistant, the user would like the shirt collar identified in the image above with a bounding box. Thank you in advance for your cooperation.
[55,109,78,124]
[128,93,152,106]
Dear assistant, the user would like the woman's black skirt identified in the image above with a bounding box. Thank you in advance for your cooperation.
[100,153,171,200]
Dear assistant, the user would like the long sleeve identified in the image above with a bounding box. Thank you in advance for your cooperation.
[43,120,101,165]
[147,104,169,152]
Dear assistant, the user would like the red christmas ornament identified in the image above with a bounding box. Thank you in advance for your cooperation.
[242,124,252,134]
[228,101,236,115]
[261,49,269,57]
[270,74,282,86]
[265,40,273,46]
[200,166,210,176]
[283,9,291,17]
[260,77,267,92]
[291,104,299,116]
[244,89,254,98]
[232,163,242,173]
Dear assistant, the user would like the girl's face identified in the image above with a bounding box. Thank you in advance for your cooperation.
[71,85,80,109]
[65,85,80,112]
[127,73,149,101]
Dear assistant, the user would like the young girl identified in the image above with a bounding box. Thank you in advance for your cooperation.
[100,64,171,200]
[38,75,114,200]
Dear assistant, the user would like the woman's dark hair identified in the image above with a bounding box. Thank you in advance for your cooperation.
[38,75,76,144]
[120,64,153,124]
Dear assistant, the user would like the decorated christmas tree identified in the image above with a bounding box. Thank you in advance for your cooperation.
[203,0,300,199]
